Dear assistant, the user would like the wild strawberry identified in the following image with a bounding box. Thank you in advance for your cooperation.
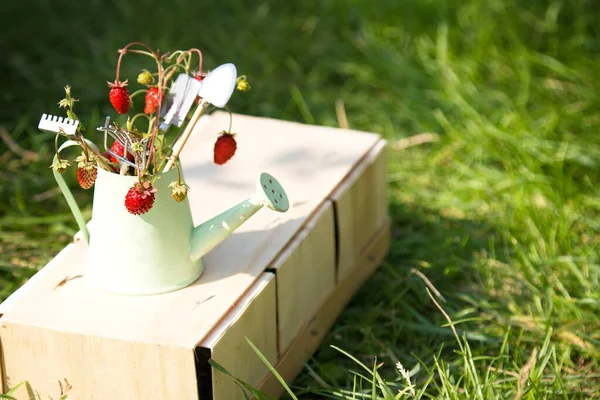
[124,181,157,215]
[109,141,133,164]
[169,181,189,202]
[77,168,97,189]
[213,132,237,165]
[108,81,130,114]
[75,153,97,189]
[144,87,163,115]
[137,70,154,86]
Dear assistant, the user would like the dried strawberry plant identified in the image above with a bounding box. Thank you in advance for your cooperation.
[46,41,250,215]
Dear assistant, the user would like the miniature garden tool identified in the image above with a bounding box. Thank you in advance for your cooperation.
[38,114,80,137]
[164,63,237,171]
[100,117,137,168]
[159,73,202,131]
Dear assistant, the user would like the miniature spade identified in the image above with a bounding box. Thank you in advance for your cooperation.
[163,63,238,171]
[197,63,237,108]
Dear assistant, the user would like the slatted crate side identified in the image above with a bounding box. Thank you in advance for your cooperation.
[271,201,336,356]
[198,272,277,400]
[329,139,388,281]
[258,221,391,398]
[0,323,197,400]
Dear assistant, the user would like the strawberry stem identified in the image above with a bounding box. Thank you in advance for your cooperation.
[147,116,155,135]
[173,157,183,185]
[225,105,233,133]
[146,62,166,168]
[54,131,63,162]
[189,48,204,75]
[79,137,91,162]
[126,49,155,58]
[130,113,151,128]
[162,63,184,81]
[130,89,148,99]
[95,154,113,172]
[114,42,158,83]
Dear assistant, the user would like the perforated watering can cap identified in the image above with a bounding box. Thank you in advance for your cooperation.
[257,173,289,212]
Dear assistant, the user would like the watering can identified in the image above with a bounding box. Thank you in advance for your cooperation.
[47,63,290,295]
[53,162,289,295]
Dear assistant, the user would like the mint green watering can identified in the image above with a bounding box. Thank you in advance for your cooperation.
[53,142,289,296]
[46,62,290,295]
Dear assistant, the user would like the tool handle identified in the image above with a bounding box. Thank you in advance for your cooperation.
[52,139,99,244]
[163,100,208,171]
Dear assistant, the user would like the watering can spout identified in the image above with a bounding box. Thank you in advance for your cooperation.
[189,173,289,262]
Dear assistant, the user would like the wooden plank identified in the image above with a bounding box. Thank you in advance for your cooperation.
[0,324,197,399]
[258,220,390,398]
[271,201,336,355]
[329,139,388,281]
[0,112,380,351]
[199,273,277,400]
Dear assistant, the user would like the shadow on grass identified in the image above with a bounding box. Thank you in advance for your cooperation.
[291,195,519,392]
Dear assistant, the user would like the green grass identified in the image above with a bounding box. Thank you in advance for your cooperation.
[3,0,600,398]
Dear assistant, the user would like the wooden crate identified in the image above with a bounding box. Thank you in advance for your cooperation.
[270,200,336,355]
[198,273,277,400]
[0,112,389,399]
[259,221,390,397]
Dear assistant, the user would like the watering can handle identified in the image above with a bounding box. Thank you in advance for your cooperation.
[52,139,100,245]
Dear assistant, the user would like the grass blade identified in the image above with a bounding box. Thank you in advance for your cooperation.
[245,337,298,400]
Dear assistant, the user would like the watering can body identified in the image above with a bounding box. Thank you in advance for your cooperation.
[53,145,289,296]
[85,166,204,295]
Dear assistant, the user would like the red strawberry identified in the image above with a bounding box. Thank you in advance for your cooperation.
[124,182,157,215]
[213,132,237,165]
[77,167,97,189]
[109,141,133,164]
[108,81,130,114]
[75,153,97,189]
[144,86,163,114]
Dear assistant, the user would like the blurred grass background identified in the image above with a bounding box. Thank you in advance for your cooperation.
[2,0,600,398]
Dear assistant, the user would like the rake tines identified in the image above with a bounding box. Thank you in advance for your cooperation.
[38,113,80,137]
